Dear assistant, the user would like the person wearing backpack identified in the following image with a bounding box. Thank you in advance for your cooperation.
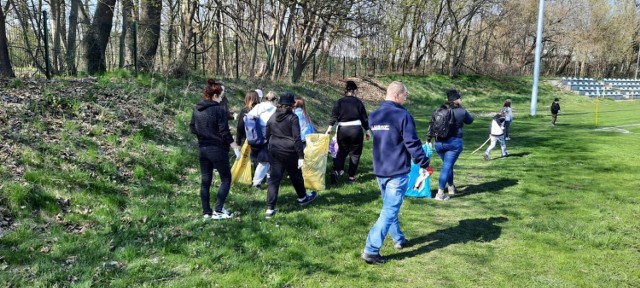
[426,89,474,200]
[483,113,508,160]
[246,91,278,189]
[189,79,239,220]
[325,81,371,184]
[236,91,260,146]
[264,92,318,218]
[550,98,561,127]
[293,96,315,148]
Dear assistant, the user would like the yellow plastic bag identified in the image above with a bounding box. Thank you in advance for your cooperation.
[302,134,330,191]
[231,141,252,185]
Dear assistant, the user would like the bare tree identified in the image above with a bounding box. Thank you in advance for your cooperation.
[138,0,162,71]
[84,0,117,74]
[0,1,15,78]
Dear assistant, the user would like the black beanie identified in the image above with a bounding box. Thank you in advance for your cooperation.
[447,90,461,102]
[345,81,358,91]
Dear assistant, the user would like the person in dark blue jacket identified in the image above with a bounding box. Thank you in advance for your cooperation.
[361,81,430,265]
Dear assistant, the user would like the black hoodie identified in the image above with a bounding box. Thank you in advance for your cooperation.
[189,100,234,148]
[266,108,304,159]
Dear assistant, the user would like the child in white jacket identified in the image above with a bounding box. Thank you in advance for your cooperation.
[483,113,508,160]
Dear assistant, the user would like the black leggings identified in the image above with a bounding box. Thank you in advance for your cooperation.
[199,145,231,214]
[266,150,307,210]
[333,125,364,177]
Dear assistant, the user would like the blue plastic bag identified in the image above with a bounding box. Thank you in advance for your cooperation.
[405,144,433,198]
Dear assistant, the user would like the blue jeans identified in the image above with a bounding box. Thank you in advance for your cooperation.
[364,175,408,255]
[435,137,463,190]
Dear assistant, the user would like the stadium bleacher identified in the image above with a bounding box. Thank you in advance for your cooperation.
[560,77,640,100]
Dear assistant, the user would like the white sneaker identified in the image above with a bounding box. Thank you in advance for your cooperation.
[434,193,450,201]
[265,209,277,219]
[447,186,457,196]
[211,210,233,220]
[203,214,212,221]
[505,137,511,141]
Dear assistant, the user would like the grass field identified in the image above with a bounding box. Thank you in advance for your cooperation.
[1,73,639,287]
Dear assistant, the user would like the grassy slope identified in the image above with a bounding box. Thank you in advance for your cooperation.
[1,73,639,287]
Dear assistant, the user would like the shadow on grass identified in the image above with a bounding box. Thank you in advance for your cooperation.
[504,152,530,158]
[387,217,508,261]
[450,178,519,198]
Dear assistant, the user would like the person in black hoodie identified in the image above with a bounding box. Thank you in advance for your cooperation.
[325,81,371,184]
[264,92,318,218]
[189,79,239,220]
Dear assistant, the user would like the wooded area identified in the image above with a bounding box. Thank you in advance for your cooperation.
[1,0,639,81]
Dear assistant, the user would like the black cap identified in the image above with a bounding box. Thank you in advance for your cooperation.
[345,81,358,91]
[447,90,461,102]
[554,98,560,101]
[279,92,295,105]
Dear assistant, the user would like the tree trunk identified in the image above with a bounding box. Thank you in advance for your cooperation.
[138,0,162,72]
[119,0,132,68]
[0,4,15,78]
[66,0,79,75]
[84,0,117,75]
[171,0,197,77]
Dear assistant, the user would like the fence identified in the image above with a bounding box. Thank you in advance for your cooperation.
[5,10,436,82]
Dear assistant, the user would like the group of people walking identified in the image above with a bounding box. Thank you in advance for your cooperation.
[189,78,531,265]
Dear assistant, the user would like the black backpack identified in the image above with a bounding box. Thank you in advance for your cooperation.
[428,105,456,140]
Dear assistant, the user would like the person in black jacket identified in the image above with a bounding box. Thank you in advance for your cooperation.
[189,79,239,220]
[426,89,474,200]
[325,81,371,184]
[264,92,318,218]
[550,98,561,127]
[235,90,260,146]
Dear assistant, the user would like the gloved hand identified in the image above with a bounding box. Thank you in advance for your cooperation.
[365,130,371,141]
[233,112,239,121]
[297,159,304,169]
[325,126,333,135]
[234,147,241,158]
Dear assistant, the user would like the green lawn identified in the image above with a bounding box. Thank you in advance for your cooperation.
[1,74,639,287]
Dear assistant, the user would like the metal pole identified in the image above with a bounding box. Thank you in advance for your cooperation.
[530,0,545,116]
[266,47,271,77]
[328,56,332,79]
[201,33,205,76]
[43,11,51,79]
[216,33,220,75]
[312,54,316,82]
[133,22,138,76]
[343,56,346,79]
[634,47,640,79]
[235,36,239,80]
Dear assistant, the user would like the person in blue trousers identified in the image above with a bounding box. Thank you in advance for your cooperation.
[361,81,430,264]
[426,89,474,200]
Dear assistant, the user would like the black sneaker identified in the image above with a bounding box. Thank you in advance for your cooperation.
[297,191,318,206]
[330,172,339,184]
[361,252,386,264]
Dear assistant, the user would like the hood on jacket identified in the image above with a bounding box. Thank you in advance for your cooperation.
[196,100,220,111]
[275,108,292,122]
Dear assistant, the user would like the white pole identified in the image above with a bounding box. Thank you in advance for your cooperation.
[530,0,545,116]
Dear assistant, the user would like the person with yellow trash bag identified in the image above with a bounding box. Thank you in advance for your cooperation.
[264,92,319,219]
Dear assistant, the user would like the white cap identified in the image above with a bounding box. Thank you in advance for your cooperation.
[255,89,263,100]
